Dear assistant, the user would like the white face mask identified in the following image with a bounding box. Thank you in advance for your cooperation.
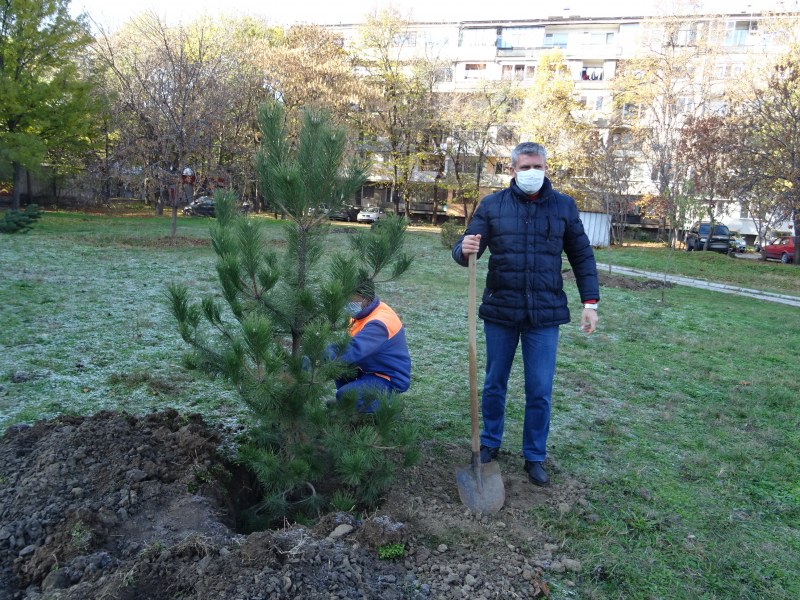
[515,168,545,194]
[346,301,363,317]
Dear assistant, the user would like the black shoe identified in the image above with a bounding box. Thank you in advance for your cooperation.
[479,445,499,464]
[524,460,550,486]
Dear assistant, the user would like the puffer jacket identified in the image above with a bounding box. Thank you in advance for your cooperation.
[452,178,599,329]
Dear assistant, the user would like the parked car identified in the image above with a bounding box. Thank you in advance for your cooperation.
[760,236,795,263]
[729,236,746,253]
[182,196,215,217]
[685,222,731,253]
[356,206,386,223]
[307,204,328,216]
[327,205,361,222]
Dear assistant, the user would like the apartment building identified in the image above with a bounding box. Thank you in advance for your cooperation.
[329,9,797,238]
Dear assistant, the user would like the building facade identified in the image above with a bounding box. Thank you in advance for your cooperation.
[329,8,798,243]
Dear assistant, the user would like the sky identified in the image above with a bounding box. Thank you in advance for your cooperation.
[70,0,791,30]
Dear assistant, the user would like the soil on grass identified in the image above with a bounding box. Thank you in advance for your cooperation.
[564,268,675,291]
[0,410,596,599]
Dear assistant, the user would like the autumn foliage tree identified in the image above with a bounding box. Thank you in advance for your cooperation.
[518,50,593,194]
[678,114,736,249]
[734,45,800,264]
[614,16,720,246]
[355,9,444,214]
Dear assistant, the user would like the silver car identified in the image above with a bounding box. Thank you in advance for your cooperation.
[356,206,386,223]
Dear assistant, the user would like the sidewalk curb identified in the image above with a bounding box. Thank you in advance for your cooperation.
[596,263,800,308]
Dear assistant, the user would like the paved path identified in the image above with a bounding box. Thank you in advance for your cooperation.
[596,263,800,308]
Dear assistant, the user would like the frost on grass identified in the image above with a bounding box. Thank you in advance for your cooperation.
[0,233,241,429]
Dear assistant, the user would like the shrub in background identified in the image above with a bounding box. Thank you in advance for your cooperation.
[439,219,463,249]
[0,205,41,233]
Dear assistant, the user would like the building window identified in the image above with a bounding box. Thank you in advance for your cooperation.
[458,156,485,175]
[739,204,750,219]
[496,127,515,144]
[724,20,755,46]
[501,64,535,80]
[672,22,701,46]
[459,28,497,47]
[622,103,643,121]
[434,67,454,83]
[392,32,417,47]
[464,63,488,79]
[676,97,695,114]
[714,63,743,79]
[498,26,543,48]
[585,32,615,45]
[543,32,568,49]
[580,66,604,81]
[582,96,605,110]
[708,100,728,116]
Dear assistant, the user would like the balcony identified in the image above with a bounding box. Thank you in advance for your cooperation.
[497,47,539,58]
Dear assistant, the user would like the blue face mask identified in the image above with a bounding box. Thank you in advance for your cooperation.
[346,301,363,317]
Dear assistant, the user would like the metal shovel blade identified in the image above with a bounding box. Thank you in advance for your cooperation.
[456,452,505,514]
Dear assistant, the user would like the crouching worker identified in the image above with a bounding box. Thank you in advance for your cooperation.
[328,279,411,413]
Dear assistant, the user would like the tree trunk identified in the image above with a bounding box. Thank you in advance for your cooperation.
[26,170,33,207]
[171,201,178,237]
[11,162,23,210]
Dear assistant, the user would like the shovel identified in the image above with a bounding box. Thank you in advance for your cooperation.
[455,252,505,514]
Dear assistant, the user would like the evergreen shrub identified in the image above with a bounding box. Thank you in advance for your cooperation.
[0,205,42,233]
[168,103,418,529]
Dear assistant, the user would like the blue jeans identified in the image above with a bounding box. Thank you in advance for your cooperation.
[335,373,395,414]
[481,321,560,462]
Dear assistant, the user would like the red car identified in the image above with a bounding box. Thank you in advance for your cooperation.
[760,236,795,263]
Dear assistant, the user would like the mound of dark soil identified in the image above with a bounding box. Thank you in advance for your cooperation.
[1,410,594,599]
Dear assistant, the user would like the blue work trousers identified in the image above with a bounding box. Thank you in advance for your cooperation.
[480,321,560,462]
[335,373,395,414]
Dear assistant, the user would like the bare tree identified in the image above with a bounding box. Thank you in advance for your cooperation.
[354,8,443,215]
[614,14,720,247]
[94,14,233,235]
[439,80,520,225]
[580,128,637,246]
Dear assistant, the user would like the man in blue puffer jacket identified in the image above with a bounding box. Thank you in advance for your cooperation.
[452,142,599,486]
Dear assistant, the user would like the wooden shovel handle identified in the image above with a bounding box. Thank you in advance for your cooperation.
[468,253,479,454]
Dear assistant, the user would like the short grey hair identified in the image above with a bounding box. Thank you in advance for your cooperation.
[511,142,547,167]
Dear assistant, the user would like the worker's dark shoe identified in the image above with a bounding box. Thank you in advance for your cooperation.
[524,460,550,486]
[479,445,499,464]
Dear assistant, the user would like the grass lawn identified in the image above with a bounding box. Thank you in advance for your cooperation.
[594,244,800,297]
[2,211,799,599]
